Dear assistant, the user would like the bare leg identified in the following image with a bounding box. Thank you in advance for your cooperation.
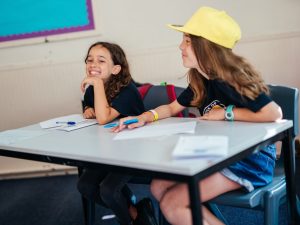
[202,206,224,225]
[155,172,241,225]
[128,204,137,220]
[150,179,177,201]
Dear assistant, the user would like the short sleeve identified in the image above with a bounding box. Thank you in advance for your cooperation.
[214,81,272,112]
[111,82,145,116]
[243,93,272,112]
[83,86,94,109]
[177,86,194,107]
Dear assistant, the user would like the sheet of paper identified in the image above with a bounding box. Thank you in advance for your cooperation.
[172,135,228,159]
[114,121,196,140]
[57,119,98,131]
[0,129,49,145]
[39,114,98,131]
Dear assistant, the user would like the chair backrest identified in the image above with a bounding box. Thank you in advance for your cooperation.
[268,84,299,137]
[268,85,299,170]
[139,84,189,117]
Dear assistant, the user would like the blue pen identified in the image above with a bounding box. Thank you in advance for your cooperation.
[56,121,76,126]
[104,118,138,128]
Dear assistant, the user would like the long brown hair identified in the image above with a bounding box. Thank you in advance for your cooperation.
[85,42,132,104]
[188,35,269,106]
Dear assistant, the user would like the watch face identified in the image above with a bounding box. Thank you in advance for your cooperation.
[225,105,234,121]
[225,111,233,120]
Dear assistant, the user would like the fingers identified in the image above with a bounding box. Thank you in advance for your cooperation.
[199,108,226,121]
[111,126,121,133]
[199,113,209,120]
[83,111,89,119]
[110,117,131,133]
[90,109,96,118]
[81,77,92,92]
[111,123,126,133]
[81,80,87,93]
[83,112,91,119]
[128,115,147,128]
[112,116,145,133]
[83,108,95,119]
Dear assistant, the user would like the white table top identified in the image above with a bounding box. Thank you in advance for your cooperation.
[0,118,292,176]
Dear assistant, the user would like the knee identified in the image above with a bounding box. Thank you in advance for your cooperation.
[160,196,178,224]
[77,180,99,200]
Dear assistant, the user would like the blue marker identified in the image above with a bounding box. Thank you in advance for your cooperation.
[104,118,138,128]
[56,121,76,126]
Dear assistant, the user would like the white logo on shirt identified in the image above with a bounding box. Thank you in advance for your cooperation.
[203,100,225,115]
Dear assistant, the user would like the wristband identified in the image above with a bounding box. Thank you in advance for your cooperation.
[148,110,159,122]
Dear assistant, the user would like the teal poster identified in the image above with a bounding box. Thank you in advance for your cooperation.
[0,0,94,42]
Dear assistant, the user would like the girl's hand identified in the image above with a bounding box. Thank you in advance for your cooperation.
[112,114,147,132]
[81,76,103,92]
[199,108,226,121]
[83,107,96,119]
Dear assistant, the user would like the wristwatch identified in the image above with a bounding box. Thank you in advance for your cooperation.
[225,105,235,121]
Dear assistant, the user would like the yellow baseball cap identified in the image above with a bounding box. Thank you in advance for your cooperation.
[168,6,241,49]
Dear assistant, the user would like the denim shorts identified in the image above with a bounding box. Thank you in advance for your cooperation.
[221,144,276,192]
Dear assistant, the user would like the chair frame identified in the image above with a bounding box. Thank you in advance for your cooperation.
[209,84,299,225]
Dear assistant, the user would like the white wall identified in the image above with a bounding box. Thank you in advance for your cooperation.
[0,0,300,175]
[2,0,300,65]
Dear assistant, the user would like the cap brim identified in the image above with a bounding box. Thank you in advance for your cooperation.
[167,24,200,37]
[167,24,186,33]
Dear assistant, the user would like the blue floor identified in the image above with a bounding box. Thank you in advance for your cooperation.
[0,174,292,225]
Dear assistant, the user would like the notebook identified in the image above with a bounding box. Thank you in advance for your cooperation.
[39,114,98,131]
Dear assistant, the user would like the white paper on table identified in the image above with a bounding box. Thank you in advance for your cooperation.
[39,114,97,131]
[0,129,49,145]
[57,119,98,131]
[172,135,228,159]
[114,121,196,140]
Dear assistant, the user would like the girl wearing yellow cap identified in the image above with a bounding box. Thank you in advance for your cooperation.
[114,6,282,225]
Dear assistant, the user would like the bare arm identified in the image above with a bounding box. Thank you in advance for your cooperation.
[149,100,186,121]
[234,101,282,122]
[200,101,282,122]
[83,107,96,119]
[81,77,119,124]
[114,100,186,132]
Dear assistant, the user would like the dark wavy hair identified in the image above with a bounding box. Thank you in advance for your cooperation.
[187,35,269,106]
[85,42,132,104]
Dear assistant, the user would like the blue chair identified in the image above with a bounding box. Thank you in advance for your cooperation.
[138,83,189,116]
[209,84,299,225]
